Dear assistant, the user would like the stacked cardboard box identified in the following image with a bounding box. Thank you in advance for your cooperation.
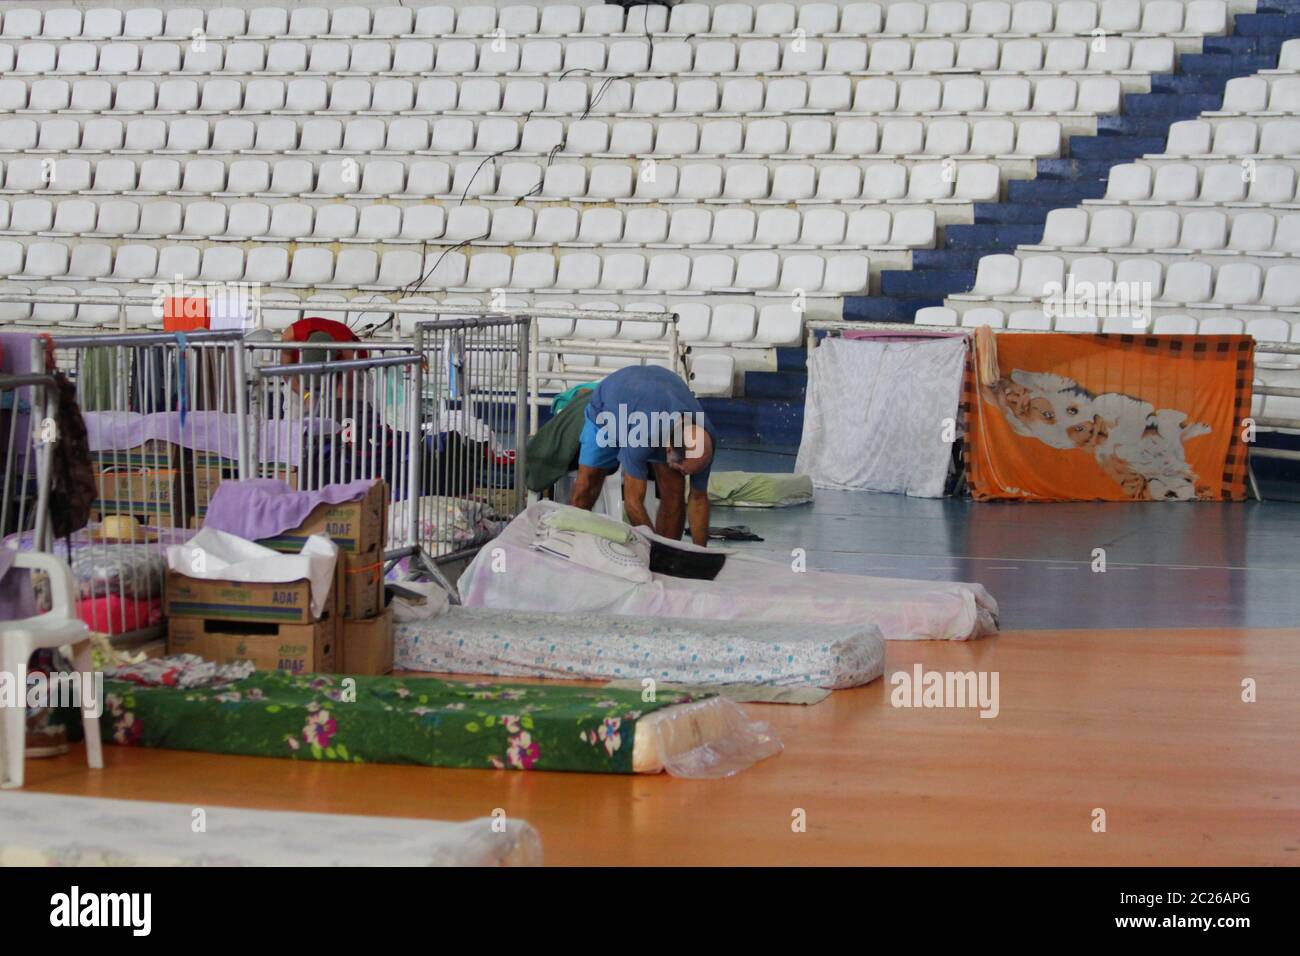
[189,455,298,523]
[256,480,393,675]
[92,441,182,528]
[164,565,339,674]
[95,444,306,530]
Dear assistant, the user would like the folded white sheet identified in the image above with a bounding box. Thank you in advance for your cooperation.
[166,527,338,619]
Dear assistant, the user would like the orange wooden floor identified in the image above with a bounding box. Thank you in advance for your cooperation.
[21,627,1300,866]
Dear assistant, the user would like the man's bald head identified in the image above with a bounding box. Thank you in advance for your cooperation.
[670,421,714,476]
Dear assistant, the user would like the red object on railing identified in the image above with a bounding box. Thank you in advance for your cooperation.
[162,296,209,332]
[281,317,368,364]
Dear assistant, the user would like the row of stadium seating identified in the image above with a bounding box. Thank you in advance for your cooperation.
[0,117,1067,163]
[1093,161,1299,202]
[920,306,1300,338]
[951,253,1300,307]
[0,37,1182,80]
[0,241,872,298]
[0,200,937,253]
[0,3,1230,43]
[0,283,804,347]
[0,157,1003,204]
[1151,119,1300,159]
[0,77,1120,123]
[1026,206,1300,254]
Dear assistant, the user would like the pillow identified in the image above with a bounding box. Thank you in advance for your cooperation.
[539,505,634,544]
[532,527,651,584]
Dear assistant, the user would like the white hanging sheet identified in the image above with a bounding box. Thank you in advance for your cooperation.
[796,336,968,497]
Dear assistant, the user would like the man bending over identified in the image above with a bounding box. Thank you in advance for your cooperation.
[570,366,715,546]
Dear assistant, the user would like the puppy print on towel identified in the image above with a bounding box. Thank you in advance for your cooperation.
[982,371,1213,501]
[983,371,1089,450]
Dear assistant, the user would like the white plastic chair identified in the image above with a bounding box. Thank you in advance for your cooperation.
[1,550,102,788]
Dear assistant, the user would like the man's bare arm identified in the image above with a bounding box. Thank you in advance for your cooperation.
[623,473,654,530]
[569,465,607,509]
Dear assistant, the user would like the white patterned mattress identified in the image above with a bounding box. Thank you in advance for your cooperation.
[395,606,886,689]
[0,792,541,867]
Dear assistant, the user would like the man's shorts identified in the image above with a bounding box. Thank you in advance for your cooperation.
[577,408,620,472]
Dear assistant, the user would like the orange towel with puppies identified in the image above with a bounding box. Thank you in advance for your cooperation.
[962,333,1253,501]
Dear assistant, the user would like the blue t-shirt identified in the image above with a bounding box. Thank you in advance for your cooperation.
[586,366,714,490]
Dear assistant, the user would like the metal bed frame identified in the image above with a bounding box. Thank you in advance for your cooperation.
[1,289,694,634]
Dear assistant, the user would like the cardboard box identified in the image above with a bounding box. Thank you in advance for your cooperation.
[190,457,298,511]
[90,441,177,470]
[340,547,383,620]
[164,570,334,625]
[168,616,336,674]
[257,479,387,555]
[339,608,393,675]
[94,466,180,523]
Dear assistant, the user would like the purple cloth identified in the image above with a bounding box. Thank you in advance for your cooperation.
[83,410,334,464]
[0,331,37,375]
[0,549,36,622]
[203,478,377,541]
[2,332,40,480]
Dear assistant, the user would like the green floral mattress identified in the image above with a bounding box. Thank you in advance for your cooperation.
[101,672,776,776]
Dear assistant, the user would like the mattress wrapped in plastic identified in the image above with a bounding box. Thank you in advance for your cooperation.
[459,501,999,642]
[395,606,885,689]
[0,792,541,867]
[100,671,779,778]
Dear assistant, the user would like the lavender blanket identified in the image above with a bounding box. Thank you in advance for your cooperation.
[0,331,36,375]
[203,478,377,542]
[2,331,39,481]
[83,410,335,465]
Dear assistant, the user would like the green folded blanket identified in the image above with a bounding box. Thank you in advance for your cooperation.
[707,472,815,508]
[540,505,634,543]
[525,390,594,492]
[101,672,706,774]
